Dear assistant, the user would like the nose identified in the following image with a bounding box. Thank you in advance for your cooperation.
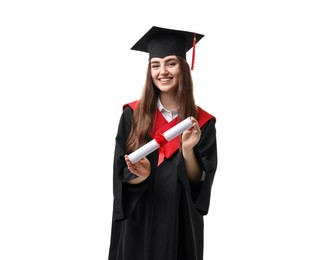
[160,66,169,75]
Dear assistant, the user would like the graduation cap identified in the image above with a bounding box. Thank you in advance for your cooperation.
[131,26,204,70]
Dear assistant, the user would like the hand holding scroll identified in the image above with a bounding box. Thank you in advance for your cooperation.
[181,117,201,151]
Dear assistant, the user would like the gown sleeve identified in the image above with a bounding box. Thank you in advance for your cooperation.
[112,106,152,221]
[184,118,218,215]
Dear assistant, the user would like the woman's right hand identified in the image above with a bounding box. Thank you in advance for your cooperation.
[124,155,151,184]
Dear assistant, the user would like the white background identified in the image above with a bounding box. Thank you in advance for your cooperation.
[1,0,324,259]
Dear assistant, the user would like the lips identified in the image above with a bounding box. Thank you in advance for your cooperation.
[159,77,172,82]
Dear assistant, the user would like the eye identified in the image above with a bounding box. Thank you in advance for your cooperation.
[151,64,160,69]
[167,61,177,67]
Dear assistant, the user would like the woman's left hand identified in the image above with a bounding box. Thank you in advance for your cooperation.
[181,117,201,151]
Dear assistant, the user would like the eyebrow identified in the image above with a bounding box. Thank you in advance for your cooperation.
[150,58,178,64]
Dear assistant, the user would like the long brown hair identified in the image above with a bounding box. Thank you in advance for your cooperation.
[126,56,198,153]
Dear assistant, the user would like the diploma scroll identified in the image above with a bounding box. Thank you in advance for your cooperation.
[128,117,193,164]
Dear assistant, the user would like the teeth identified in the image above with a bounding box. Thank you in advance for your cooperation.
[160,78,171,82]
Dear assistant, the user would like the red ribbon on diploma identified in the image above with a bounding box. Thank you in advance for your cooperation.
[154,131,168,146]
[154,131,168,165]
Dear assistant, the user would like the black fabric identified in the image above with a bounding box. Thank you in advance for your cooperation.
[108,106,217,260]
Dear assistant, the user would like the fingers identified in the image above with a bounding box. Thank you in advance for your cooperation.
[190,117,201,133]
[125,155,136,172]
[191,121,201,137]
[124,155,131,165]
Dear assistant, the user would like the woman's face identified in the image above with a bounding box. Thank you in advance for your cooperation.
[150,55,181,94]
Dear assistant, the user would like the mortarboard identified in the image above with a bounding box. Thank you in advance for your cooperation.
[131,26,204,70]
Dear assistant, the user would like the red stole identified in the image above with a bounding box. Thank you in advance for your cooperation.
[123,100,216,165]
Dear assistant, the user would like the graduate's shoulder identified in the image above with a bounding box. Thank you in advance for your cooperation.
[118,100,137,125]
[123,100,138,111]
[197,105,217,127]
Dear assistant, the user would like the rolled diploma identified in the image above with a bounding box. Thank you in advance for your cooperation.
[128,117,193,164]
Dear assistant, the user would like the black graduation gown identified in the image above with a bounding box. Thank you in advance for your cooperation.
[108,104,217,260]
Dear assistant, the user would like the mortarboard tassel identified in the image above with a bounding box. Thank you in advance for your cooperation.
[191,33,197,70]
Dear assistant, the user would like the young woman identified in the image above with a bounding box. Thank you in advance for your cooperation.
[108,26,218,260]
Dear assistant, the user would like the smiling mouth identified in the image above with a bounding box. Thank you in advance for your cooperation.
[159,78,172,82]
